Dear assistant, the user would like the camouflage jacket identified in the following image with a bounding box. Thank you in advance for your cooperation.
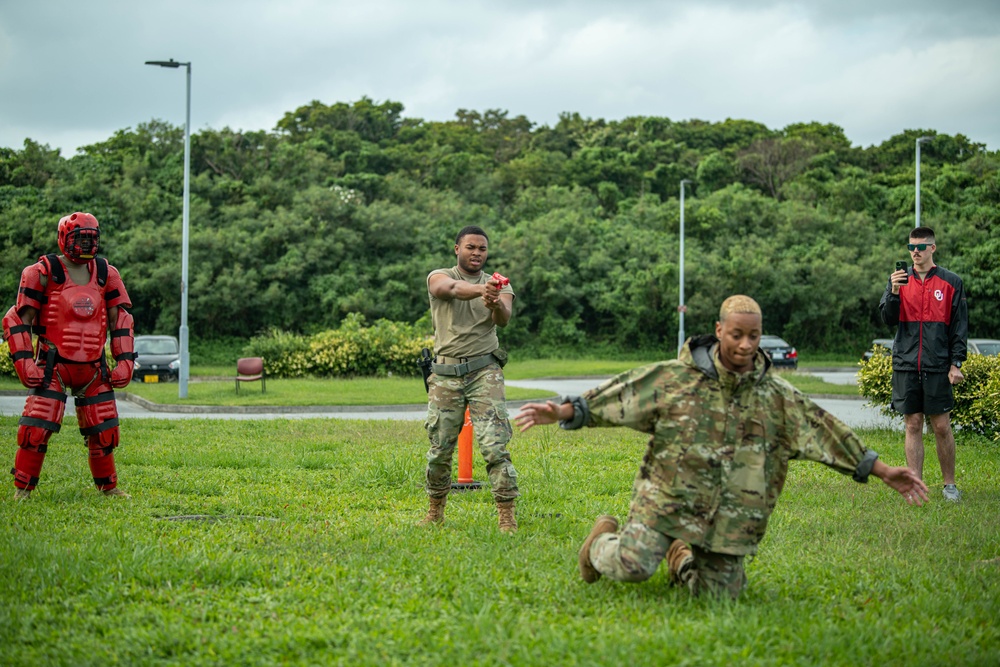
[563,334,877,555]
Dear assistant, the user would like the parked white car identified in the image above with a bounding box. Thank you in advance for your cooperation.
[968,339,1000,356]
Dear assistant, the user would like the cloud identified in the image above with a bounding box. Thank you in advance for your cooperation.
[1,0,997,154]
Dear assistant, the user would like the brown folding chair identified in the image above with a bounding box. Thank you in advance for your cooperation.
[235,357,266,394]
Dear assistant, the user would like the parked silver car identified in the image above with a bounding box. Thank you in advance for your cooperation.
[862,337,998,362]
[968,339,1000,356]
[133,335,180,383]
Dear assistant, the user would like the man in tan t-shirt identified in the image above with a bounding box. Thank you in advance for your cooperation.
[419,225,519,532]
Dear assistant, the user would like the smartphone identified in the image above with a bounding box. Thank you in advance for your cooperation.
[895,260,908,284]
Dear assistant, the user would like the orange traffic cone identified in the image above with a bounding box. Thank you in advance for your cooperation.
[452,406,483,491]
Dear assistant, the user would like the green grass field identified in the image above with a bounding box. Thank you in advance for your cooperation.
[1,416,997,666]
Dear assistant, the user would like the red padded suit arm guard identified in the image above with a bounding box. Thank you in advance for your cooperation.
[2,305,44,387]
[103,265,132,309]
[16,261,48,312]
[109,307,136,388]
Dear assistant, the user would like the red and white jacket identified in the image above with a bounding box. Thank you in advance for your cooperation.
[879,265,967,373]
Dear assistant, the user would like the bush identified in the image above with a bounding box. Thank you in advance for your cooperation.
[856,344,893,411]
[242,328,312,378]
[0,341,14,378]
[954,355,1000,438]
[245,314,433,378]
[858,350,1000,439]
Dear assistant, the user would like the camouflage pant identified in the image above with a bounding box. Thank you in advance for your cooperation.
[424,363,518,502]
[590,521,748,599]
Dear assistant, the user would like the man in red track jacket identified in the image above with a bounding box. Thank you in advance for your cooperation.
[879,226,967,502]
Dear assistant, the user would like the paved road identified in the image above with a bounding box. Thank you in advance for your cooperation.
[508,372,899,430]
[0,370,899,429]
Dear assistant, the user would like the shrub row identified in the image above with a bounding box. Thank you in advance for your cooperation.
[858,347,1000,439]
[1,316,433,381]
[0,341,12,378]
[243,313,434,378]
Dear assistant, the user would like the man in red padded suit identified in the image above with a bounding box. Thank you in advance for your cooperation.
[2,212,136,499]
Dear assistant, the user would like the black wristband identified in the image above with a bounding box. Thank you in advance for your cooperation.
[853,450,879,483]
[557,395,590,430]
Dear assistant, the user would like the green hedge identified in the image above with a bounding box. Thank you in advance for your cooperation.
[243,313,433,379]
[2,316,434,381]
[858,348,1000,439]
[0,341,13,378]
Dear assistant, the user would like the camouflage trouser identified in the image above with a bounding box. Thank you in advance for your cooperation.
[424,363,518,502]
[590,521,748,599]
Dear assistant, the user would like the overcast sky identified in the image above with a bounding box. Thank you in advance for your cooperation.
[2,0,998,156]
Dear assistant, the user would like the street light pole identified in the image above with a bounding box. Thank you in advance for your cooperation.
[145,58,192,398]
[915,136,932,228]
[678,179,693,353]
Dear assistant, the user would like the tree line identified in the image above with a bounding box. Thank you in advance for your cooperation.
[2,98,998,356]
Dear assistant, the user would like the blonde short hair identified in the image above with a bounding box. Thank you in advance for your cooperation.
[719,295,762,322]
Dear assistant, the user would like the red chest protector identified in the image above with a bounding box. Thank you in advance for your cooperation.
[39,257,108,362]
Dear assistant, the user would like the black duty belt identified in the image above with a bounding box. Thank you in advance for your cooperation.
[431,353,496,377]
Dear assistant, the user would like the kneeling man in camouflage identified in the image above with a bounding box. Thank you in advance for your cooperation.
[515,295,928,597]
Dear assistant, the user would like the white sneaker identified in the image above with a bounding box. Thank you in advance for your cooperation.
[942,484,961,502]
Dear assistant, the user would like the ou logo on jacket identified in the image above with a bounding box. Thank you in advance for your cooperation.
[934,289,944,301]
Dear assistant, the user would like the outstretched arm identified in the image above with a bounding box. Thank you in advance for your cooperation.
[428,273,489,302]
[872,460,930,505]
[514,401,574,432]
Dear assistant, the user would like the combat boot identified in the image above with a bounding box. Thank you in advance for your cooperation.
[578,515,618,583]
[102,487,131,499]
[665,538,694,586]
[418,495,447,526]
[497,500,517,533]
[14,488,31,501]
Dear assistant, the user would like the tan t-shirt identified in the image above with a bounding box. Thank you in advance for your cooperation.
[427,266,515,359]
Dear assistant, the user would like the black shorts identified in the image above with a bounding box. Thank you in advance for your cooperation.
[891,370,953,415]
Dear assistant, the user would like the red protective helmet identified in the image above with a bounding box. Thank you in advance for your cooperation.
[57,212,101,264]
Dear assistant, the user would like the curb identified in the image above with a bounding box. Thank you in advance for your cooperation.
[117,391,437,414]
[808,393,864,401]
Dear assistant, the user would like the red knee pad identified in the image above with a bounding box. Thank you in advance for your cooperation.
[17,423,55,452]
[87,430,120,457]
[20,388,68,434]
[76,390,119,449]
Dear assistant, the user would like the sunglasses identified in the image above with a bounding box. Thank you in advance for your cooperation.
[907,243,933,251]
